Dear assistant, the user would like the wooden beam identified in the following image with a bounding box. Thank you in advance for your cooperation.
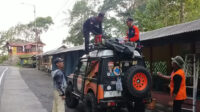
[150,46,153,75]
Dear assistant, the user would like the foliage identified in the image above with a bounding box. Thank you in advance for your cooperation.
[63,0,95,45]
[0,55,8,64]
[19,54,33,58]
[63,0,148,45]
[134,0,200,31]
[0,16,53,54]
[63,0,200,45]
[28,16,53,32]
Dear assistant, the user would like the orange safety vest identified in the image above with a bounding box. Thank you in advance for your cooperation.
[170,69,187,100]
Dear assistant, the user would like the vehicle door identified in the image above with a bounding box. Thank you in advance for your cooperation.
[74,58,87,94]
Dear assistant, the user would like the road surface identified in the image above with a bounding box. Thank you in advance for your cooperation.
[0,66,85,112]
[0,66,170,112]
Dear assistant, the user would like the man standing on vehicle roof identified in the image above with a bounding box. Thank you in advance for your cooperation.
[124,18,141,49]
[83,12,105,54]
[51,57,67,112]
[157,56,187,112]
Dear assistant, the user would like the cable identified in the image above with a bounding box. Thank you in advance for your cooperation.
[53,0,74,20]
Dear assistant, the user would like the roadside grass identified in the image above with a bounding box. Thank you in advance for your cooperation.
[0,55,8,64]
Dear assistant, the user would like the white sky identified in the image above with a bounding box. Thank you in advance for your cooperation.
[0,0,76,52]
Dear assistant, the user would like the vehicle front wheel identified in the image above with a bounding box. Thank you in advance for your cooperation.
[65,85,79,108]
[84,93,98,112]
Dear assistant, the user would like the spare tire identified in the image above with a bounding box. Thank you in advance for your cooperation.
[124,65,152,98]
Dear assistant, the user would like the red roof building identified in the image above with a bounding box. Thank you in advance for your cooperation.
[6,40,45,56]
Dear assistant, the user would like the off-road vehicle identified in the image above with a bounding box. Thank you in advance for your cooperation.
[66,39,152,112]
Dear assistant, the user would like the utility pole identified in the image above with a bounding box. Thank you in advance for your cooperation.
[33,5,38,54]
[21,3,38,53]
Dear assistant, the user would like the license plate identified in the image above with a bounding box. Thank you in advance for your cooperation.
[104,91,122,98]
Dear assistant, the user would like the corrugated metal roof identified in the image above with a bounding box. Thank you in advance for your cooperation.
[42,49,57,56]
[140,19,200,41]
[42,45,84,56]
[58,45,84,54]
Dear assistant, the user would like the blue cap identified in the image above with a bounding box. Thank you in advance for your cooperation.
[54,57,64,64]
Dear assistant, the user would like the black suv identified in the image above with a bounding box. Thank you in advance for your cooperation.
[66,39,152,112]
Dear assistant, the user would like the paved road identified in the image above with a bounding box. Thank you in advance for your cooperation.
[0,66,86,112]
[0,67,8,101]
[0,66,8,109]
[19,67,86,112]
[18,68,149,112]
[0,66,47,112]
[0,66,169,112]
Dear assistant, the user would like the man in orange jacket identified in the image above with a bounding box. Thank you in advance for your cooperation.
[157,56,187,112]
[124,18,140,46]
[124,18,139,42]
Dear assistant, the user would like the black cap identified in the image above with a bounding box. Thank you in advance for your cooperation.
[126,18,133,22]
[98,12,105,18]
[54,57,64,64]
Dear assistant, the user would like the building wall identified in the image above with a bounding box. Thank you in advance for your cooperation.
[142,41,200,92]
[9,46,43,56]
[143,41,200,74]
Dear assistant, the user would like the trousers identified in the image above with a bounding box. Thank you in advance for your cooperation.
[52,90,65,112]
[173,100,184,112]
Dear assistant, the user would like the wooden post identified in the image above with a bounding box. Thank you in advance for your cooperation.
[169,44,173,74]
[191,41,196,54]
[150,47,153,75]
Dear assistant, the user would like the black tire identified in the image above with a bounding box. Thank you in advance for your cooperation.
[127,102,134,112]
[65,85,79,108]
[84,93,98,112]
[127,99,145,112]
[124,65,152,97]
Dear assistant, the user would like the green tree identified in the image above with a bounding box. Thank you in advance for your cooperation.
[0,16,53,54]
[63,0,95,45]
[63,0,200,45]
[134,0,200,31]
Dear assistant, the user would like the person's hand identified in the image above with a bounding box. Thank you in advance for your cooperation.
[157,72,163,77]
[124,37,128,42]
[61,96,66,100]
[168,101,173,107]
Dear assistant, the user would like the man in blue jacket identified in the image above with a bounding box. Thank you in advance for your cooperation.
[83,12,105,54]
[51,57,67,112]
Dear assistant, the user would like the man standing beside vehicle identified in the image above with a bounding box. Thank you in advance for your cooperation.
[157,56,187,112]
[83,12,105,54]
[51,57,67,112]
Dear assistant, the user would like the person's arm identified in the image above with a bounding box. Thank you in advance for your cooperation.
[172,75,182,99]
[89,18,100,35]
[99,22,102,34]
[157,72,171,80]
[54,72,65,96]
[129,26,139,42]
[123,31,129,42]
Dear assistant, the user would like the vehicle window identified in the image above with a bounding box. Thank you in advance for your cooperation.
[87,61,98,73]
[79,61,87,74]
[86,60,99,77]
